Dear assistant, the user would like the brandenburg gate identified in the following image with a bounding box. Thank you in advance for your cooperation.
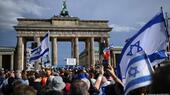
[14,1,112,70]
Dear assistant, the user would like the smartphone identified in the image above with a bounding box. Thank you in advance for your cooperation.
[102,60,108,67]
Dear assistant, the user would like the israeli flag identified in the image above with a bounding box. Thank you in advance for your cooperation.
[29,32,50,65]
[124,51,153,95]
[117,11,168,94]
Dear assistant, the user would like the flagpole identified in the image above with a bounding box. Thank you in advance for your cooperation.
[164,12,170,53]
[160,7,169,39]
[48,30,51,67]
[160,7,170,55]
[165,12,169,33]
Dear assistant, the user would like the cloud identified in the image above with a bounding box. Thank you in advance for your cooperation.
[0,0,45,32]
[109,24,137,32]
[136,22,146,27]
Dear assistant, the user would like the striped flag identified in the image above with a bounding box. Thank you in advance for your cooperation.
[124,51,153,95]
[29,32,50,66]
[117,10,168,95]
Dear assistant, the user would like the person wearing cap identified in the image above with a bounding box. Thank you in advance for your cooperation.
[42,75,65,95]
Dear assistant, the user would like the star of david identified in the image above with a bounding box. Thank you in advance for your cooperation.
[127,41,143,56]
[128,66,140,78]
[38,47,41,53]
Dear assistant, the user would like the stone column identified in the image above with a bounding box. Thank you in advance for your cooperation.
[10,54,14,70]
[16,37,24,70]
[112,51,117,68]
[0,55,2,69]
[23,41,27,70]
[85,39,91,66]
[110,50,114,67]
[71,39,75,58]
[90,37,95,66]
[52,37,58,66]
[35,37,40,70]
[75,37,79,65]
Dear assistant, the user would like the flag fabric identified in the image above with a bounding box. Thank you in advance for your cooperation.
[41,54,50,67]
[103,48,110,60]
[29,32,50,65]
[148,50,168,66]
[117,11,168,95]
[103,44,114,60]
[124,51,153,95]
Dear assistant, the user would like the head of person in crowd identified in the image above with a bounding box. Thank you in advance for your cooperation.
[34,71,42,79]
[0,68,4,72]
[150,64,170,93]
[81,78,90,90]
[10,70,15,78]
[70,80,89,95]
[21,70,28,80]
[14,70,22,79]
[0,70,5,81]
[45,75,65,92]
[0,69,5,78]
[76,69,90,89]
[12,79,23,87]
[5,70,14,78]
[27,71,35,79]
[78,72,88,79]
[12,84,37,95]
[46,68,52,77]
[63,71,72,83]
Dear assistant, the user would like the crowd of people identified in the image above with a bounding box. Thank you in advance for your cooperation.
[0,64,124,95]
[0,63,170,95]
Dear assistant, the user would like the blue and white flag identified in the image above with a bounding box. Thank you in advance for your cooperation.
[29,32,50,65]
[124,51,153,95]
[117,11,168,95]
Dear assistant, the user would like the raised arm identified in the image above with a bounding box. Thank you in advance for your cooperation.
[94,66,104,90]
[107,65,124,87]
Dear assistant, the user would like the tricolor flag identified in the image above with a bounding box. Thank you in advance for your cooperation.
[103,44,114,60]
[117,10,168,95]
[29,32,50,66]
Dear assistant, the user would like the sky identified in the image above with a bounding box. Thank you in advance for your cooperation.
[0,0,170,64]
